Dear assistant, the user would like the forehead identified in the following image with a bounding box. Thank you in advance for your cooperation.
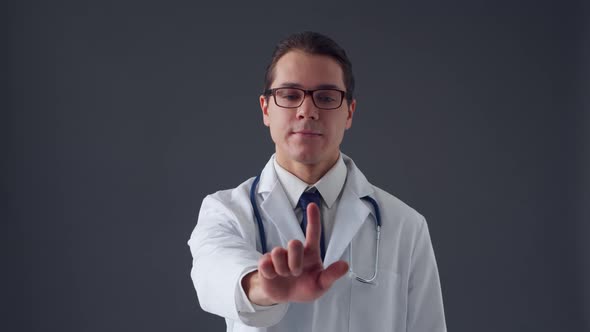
[272,51,345,90]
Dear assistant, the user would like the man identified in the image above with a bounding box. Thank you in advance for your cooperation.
[188,31,447,331]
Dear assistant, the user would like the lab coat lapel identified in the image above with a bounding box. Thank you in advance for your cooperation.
[257,157,306,246]
[324,154,375,266]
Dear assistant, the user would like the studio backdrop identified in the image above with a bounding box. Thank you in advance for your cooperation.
[6,0,589,331]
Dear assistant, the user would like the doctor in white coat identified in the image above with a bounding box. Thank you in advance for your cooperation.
[188,31,447,332]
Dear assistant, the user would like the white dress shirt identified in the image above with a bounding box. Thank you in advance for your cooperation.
[236,153,347,313]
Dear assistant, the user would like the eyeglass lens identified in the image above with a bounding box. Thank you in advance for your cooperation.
[274,88,342,109]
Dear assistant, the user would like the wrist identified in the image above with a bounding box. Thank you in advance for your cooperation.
[242,270,277,306]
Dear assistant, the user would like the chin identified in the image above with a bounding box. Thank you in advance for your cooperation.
[276,144,335,166]
[280,149,321,166]
[294,156,322,165]
[286,151,315,164]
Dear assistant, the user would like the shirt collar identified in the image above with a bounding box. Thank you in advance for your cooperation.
[272,153,347,209]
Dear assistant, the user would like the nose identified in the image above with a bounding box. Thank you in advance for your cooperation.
[296,94,319,120]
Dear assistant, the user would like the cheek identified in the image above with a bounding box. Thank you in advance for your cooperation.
[268,113,291,141]
[326,116,348,138]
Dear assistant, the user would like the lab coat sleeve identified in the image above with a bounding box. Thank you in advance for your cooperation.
[236,268,276,313]
[188,195,289,327]
[406,217,447,332]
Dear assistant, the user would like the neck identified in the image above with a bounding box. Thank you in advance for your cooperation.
[275,152,340,185]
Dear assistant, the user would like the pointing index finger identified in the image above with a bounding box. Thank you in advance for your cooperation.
[304,203,321,253]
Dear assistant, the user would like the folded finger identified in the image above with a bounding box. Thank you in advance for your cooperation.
[287,240,304,276]
[271,247,290,277]
[258,253,277,279]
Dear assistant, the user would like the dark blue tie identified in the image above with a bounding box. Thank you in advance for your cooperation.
[298,189,326,260]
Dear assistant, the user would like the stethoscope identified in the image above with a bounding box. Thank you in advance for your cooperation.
[250,174,382,284]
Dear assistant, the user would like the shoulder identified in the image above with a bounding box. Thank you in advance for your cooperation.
[201,155,277,213]
[371,185,425,224]
[200,177,256,217]
[369,185,429,253]
[193,177,259,243]
[342,153,426,229]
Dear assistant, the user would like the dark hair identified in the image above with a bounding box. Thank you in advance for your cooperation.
[263,31,355,103]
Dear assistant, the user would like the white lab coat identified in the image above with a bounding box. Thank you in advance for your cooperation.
[188,154,447,332]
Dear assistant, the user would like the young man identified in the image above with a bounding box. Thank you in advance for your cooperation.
[188,31,447,331]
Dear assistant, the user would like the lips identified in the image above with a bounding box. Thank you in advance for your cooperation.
[292,131,322,136]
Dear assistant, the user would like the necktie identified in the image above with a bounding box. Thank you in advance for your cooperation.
[297,189,326,260]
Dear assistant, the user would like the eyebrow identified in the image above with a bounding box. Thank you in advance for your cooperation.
[278,82,343,90]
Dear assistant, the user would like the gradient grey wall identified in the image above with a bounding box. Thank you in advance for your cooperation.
[6,1,588,331]
[579,1,590,330]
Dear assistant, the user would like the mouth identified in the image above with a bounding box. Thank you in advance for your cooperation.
[292,131,322,137]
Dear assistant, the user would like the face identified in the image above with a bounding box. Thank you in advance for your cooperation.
[260,50,356,169]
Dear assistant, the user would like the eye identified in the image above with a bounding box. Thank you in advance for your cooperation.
[317,95,336,103]
[284,94,301,101]
[276,89,303,101]
[315,90,340,104]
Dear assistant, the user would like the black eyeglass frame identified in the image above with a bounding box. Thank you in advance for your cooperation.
[264,87,352,110]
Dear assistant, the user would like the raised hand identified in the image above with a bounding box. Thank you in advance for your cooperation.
[242,203,349,305]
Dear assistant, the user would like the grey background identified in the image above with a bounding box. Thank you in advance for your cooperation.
[5,0,589,331]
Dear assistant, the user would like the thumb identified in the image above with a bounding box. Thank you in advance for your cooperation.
[318,260,349,290]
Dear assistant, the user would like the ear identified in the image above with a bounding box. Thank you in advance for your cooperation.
[260,95,270,127]
[345,99,356,130]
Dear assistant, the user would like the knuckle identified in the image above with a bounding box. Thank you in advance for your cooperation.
[289,240,302,250]
[259,254,269,265]
[260,257,271,269]
[271,247,283,257]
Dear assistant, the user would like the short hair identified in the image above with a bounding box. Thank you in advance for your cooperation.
[263,31,355,103]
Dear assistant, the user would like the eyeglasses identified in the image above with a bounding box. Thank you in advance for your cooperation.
[265,87,349,110]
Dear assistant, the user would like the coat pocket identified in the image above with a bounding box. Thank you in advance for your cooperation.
[347,218,406,331]
[349,270,404,331]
